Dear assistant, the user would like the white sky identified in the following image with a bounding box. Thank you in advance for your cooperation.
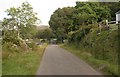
[0,0,88,25]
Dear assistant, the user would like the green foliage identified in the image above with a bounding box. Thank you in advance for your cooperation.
[2,30,19,45]
[49,2,111,43]
[3,42,21,52]
[61,44,118,75]
[92,31,118,64]
[35,28,53,40]
[2,44,47,75]
[49,7,75,42]
[2,1,38,41]
[74,3,98,25]
[49,2,118,75]
[2,42,23,60]
[68,24,118,64]
[75,2,111,22]
[1,1,39,54]
[68,25,92,44]
[27,42,38,51]
[94,6,111,22]
[66,23,118,75]
[99,2,120,20]
[19,40,29,51]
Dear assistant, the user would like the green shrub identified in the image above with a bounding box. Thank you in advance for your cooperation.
[27,42,38,51]
[68,25,92,44]
[67,23,118,74]
[2,42,22,59]
[5,42,22,51]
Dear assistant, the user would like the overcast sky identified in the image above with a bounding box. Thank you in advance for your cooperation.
[0,0,88,25]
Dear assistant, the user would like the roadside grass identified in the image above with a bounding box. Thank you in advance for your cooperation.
[2,43,48,75]
[0,50,1,76]
[60,44,118,76]
[110,24,118,30]
[0,52,1,76]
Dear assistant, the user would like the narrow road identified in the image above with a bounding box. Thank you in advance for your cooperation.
[37,45,102,75]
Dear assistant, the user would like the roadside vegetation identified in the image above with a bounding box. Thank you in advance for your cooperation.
[0,39,1,76]
[2,43,47,75]
[1,1,119,76]
[1,1,48,75]
[61,24,118,75]
[49,2,119,76]
[61,44,118,75]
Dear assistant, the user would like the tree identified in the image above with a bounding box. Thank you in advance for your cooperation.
[35,28,53,40]
[75,2,111,22]
[2,1,39,40]
[94,6,111,22]
[49,2,112,43]
[49,7,74,42]
[99,2,120,21]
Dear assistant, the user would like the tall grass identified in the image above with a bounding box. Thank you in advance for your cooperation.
[0,39,2,76]
[2,43,47,75]
[61,44,118,76]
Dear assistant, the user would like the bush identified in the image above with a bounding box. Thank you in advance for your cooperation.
[68,23,118,64]
[27,42,38,51]
[2,42,22,59]
[68,25,92,44]
[3,42,15,52]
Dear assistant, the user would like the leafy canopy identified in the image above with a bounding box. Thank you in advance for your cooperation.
[2,1,39,40]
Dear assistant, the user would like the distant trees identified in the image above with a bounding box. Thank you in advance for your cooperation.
[35,28,53,40]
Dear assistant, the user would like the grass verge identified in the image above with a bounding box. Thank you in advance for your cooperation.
[2,43,48,75]
[0,40,2,76]
[60,44,118,76]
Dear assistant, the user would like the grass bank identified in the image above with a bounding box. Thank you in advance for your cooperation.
[60,44,118,76]
[2,43,48,75]
[0,47,1,76]
[61,24,118,76]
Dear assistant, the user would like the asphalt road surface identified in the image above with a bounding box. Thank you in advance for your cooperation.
[37,45,102,75]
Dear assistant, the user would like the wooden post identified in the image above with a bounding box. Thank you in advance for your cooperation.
[118,21,120,29]
[98,22,102,33]
[106,20,110,29]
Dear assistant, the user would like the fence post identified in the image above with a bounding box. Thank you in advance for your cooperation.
[118,23,120,29]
